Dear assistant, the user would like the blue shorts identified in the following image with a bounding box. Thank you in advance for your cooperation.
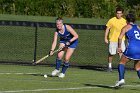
[123,44,140,60]
[60,39,78,48]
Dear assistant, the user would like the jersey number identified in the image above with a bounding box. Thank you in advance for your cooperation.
[134,30,140,40]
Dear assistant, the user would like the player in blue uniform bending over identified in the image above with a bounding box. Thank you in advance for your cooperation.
[49,17,78,78]
[115,13,140,87]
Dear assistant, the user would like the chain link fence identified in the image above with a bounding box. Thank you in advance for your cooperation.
[0,20,133,69]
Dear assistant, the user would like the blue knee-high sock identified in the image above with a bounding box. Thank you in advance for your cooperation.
[137,70,140,79]
[61,62,70,74]
[55,58,62,70]
[118,64,125,80]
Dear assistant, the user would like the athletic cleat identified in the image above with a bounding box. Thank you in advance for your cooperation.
[115,79,125,88]
[107,68,113,72]
[58,73,65,78]
[51,69,60,76]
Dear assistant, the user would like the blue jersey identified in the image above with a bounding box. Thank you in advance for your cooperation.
[123,24,140,60]
[56,24,78,48]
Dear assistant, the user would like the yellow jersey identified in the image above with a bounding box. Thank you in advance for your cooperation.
[106,17,126,42]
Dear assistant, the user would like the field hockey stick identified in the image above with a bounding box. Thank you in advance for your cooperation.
[33,46,65,65]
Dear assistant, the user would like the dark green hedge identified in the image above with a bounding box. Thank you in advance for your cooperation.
[0,0,140,18]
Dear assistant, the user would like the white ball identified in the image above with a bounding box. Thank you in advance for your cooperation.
[44,74,48,78]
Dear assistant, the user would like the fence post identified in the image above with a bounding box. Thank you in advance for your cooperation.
[33,23,38,63]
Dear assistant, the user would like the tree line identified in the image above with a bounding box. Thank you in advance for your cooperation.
[0,0,140,19]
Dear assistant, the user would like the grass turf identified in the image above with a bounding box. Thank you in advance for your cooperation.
[0,14,140,25]
[0,64,139,93]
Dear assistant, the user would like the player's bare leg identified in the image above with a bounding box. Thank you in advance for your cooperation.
[58,48,75,78]
[134,60,140,79]
[108,54,113,72]
[51,43,65,76]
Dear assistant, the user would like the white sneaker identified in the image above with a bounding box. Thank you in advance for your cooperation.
[51,69,60,76]
[115,79,125,87]
[58,73,65,78]
[107,68,113,72]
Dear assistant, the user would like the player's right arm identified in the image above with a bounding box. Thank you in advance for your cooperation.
[104,19,112,44]
[118,25,131,53]
[137,25,140,30]
[49,32,58,56]
[104,27,110,44]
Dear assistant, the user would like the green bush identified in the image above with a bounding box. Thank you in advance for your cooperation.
[0,0,140,19]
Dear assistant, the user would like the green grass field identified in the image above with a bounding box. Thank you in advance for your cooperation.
[0,14,108,24]
[0,64,139,93]
[0,14,140,24]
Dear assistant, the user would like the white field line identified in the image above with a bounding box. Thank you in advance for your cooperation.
[0,85,140,93]
[0,73,38,75]
[125,84,140,87]
[0,87,99,93]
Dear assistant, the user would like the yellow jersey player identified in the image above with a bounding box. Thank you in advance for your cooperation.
[104,7,127,72]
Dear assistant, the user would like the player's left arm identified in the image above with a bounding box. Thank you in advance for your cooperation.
[66,25,79,43]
